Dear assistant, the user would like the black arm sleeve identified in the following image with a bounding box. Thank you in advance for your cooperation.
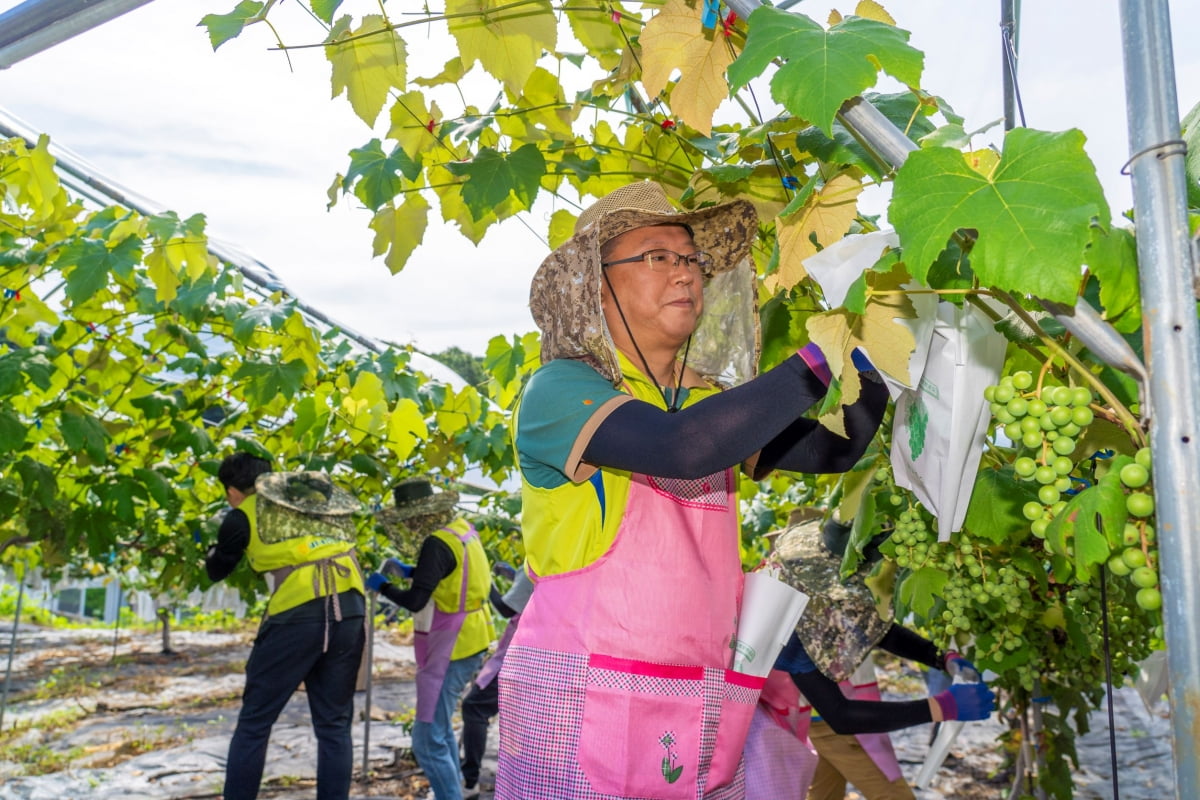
[489,586,519,618]
[582,354,833,479]
[205,508,250,582]
[378,536,457,613]
[752,375,888,478]
[877,623,942,669]
[791,668,934,735]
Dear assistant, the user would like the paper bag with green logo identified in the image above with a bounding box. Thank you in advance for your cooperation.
[890,302,1007,539]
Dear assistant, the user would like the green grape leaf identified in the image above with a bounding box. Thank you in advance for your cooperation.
[129,392,179,420]
[60,411,109,463]
[729,9,924,136]
[1182,99,1200,208]
[892,128,1111,303]
[370,193,429,274]
[233,358,309,405]
[15,457,56,508]
[0,411,27,454]
[327,15,407,127]
[1044,470,1126,582]
[444,144,546,220]
[232,299,293,342]
[58,238,134,304]
[897,565,948,617]
[230,432,275,461]
[199,1,265,51]
[310,0,344,25]
[345,139,420,212]
[963,465,1036,544]
[133,467,173,508]
[1085,225,1141,333]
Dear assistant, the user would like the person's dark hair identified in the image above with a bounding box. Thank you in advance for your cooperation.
[217,452,273,492]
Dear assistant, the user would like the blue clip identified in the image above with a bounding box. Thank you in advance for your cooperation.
[701,0,720,30]
[781,175,801,191]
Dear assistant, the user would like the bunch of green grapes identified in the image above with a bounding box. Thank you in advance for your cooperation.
[983,372,1095,537]
[888,503,938,570]
[1103,447,1160,612]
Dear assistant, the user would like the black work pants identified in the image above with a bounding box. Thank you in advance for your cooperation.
[460,677,499,786]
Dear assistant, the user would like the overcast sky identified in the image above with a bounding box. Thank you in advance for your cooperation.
[1,0,1197,355]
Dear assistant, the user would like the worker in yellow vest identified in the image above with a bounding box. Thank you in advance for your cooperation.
[368,476,494,800]
[205,453,365,800]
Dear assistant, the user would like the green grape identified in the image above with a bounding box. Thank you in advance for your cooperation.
[1120,463,1150,489]
[993,385,1015,404]
[1054,477,1072,492]
[1022,431,1044,449]
[1060,423,1081,438]
[1107,555,1131,576]
[1012,371,1034,390]
[1051,500,1068,515]
[1135,447,1152,470]
[1034,466,1057,485]
[1131,566,1158,589]
[1020,417,1042,435]
[1123,522,1141,547]
[1126,492,1155,518]
[1014,457,1037,478]
[1144,524,1156,544]
[1122,547,1147,569]
[1023,501,1045,521]
[1052,456,1074,475]
[1071,387,1093,407]
[1051,386,1074,406]
[1005,422,1024,441]
[983,385,997,402]
[889,494,903,506]
[999,375,1015,388]
[1046,430,1059,442]
[1137,587,1163,611]
[1026,398,1047,418]
[1071,406,1094,427]
[1039,414,1058,432]
[1038,485,1061,505]
[1052,436,1076,455]
[1049,406,1073,427]
[1007,397,1029,417]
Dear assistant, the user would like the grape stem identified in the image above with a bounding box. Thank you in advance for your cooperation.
[980,292,1147,448]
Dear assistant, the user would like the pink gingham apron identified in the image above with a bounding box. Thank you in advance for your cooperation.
[495,468,763,800]
[743,670,819,800]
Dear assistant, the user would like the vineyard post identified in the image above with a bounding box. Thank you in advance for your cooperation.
[0,579,24,730]
[1118,2,1200,797]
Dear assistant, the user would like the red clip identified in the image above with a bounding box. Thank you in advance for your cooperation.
[722,11,737,36]
[426,119,436,133]
[611,10,621,22]
[660,119,676,131]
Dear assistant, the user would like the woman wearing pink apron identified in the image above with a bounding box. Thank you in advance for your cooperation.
[500,181,889,799]
[368,479,494,800]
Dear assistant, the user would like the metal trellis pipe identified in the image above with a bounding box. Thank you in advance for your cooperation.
[1118,3,1200,798]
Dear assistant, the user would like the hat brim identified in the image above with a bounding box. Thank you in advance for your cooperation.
[255,472,360,516]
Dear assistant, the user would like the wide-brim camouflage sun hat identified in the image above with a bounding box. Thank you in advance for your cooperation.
[374,478,460,556]
[254,472,359,545]
[255,472,359,516]
[529,181,761,387]
[772,516,893,683]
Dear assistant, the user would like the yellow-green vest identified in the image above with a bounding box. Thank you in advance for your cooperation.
[431,519,495,659]
[241,494,365,616]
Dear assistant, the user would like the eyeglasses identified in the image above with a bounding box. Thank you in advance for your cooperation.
[601,248,714,277]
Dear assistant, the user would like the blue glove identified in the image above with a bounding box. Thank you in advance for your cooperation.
[492,561,517,581]
[382,558,414,579]
[365,572,389,593]
[944,651,981,683]
[850,347,875,372]
[935,683,995,722]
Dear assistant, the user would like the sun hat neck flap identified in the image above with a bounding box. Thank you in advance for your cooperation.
[529,181,760,387]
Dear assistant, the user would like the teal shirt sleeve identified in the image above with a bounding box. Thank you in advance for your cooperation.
[517,360,625,490]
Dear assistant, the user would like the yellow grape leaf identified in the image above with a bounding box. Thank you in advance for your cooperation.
[326,14,407,127]
[413,57,468,87]
[14,135,64,222]
[770,173,863,292]
[569,6,642,70]
[371,192,430,274]
[516,68,575,140]
[435,385,482,438]
[0,290,59,347]
[855,271,917,386]
[591,43,641,98]
[855,1,896,24]
[280,312,322,372]
[159,236,212,283]
[837,463,876,522]
[639,0,733,136]
[144,248,180,303]
[387,91,443,160]
[547,209,577,250]
[828,9,843,24]
[965,147,1001,178]
[342,371,388,444]
[386,397,427,460]
[446,0,557,94]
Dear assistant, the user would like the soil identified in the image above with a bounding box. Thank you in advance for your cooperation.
[0,623,1177,799]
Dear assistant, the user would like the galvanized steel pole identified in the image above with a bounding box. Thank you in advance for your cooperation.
[1118,3,1200,797]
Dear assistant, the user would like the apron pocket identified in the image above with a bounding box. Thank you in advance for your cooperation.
[707,669,766,789]
[578,654,704,799]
